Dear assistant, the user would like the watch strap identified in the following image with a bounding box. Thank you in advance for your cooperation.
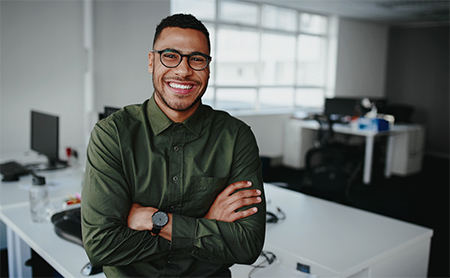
[150,226,162,236]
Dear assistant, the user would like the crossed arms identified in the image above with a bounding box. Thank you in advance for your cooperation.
[127,181,262,241]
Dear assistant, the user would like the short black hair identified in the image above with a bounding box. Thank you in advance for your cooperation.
[153,13,211,53]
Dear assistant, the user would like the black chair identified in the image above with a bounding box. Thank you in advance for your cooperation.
[302,115,362,203]
[384,104,414,123]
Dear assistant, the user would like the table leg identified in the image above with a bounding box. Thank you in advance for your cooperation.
[7,226,32,277]
[364,136,375,184]
[6,227,15,278]
[385,134,395,178]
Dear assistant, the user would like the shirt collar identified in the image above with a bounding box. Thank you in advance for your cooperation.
[183,102,205,137]
[147,95,205,137]
[147,96,173,136]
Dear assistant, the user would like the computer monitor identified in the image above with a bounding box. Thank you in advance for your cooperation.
[104,106,120,117]
[324,98,358,118]
[31,110,66,170]
[98,106,120,120]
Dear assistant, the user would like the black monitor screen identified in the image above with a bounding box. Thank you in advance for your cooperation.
[99,106,120,121]
[324,98,358,117]
[104,106,120,118]
[31,110,60,168]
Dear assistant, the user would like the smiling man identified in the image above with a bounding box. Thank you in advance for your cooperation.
[81,14,266,277]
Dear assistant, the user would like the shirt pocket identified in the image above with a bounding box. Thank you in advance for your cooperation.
[188,176,229,217]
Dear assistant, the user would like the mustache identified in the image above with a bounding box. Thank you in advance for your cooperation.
[162,76,201,86]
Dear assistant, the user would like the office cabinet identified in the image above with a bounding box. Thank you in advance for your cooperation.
[282,119,317,169]
[391,125,425,176]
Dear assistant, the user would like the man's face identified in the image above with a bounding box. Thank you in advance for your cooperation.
[149,27,210,116]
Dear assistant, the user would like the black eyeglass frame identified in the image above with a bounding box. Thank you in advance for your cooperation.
[153,49,212,71]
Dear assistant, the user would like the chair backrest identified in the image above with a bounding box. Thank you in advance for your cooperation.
[385,104,414,123]
[303,146,362,203]
[313,114,336,148]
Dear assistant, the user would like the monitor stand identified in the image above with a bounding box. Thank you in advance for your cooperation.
[27,159,68,171]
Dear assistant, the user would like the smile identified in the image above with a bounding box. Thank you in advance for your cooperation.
[169,82,193,90]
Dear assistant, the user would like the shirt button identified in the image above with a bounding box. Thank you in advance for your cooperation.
[174,146,179,151]
[173,176,179,182]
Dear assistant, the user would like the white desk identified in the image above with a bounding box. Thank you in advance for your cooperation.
[283,119,425,184]
[232,184,433,277]
[0,155,91,278]
[1,201,102,278]
[1,174,432,277]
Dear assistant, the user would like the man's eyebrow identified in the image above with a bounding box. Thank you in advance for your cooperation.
[160,48,209,56]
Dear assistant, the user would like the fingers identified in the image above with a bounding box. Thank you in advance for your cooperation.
[223,182,262,219]
[229,193,261,210]
[222,180,253,196]
[229,207,259,222]
[221,181,261,201]
[204,180,263,222]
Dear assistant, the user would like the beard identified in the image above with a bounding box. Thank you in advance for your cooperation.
[153,75,207,112]
[155,89,203,112]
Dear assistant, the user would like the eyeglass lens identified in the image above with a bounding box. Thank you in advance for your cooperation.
[159,50,209,70]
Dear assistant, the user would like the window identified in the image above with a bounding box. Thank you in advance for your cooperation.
[216,26,259,86]
[219,0,258,26]
[171,0,329,114]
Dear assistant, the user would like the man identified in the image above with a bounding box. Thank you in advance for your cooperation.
[81,13,266,277]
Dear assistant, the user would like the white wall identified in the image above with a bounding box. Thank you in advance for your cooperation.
[0,1,85,156]
[335,18,389,98]
[94,0,168,111]
[0,1,170,158]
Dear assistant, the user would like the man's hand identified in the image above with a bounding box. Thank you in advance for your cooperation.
[204,181,262,222]
[127,203,156,231]
[127,203,172,241]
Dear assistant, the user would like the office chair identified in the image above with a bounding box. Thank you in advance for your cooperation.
[302,114,362,203]
[384,104,414,123]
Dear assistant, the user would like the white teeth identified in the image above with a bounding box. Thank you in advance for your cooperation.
[169,83,193,90]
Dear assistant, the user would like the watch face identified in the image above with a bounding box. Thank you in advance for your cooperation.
[153,211,169,226]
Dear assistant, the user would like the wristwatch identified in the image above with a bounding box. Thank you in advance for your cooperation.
[151,210,169,236]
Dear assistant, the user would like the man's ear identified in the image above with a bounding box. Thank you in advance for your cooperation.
[148,52,154,74]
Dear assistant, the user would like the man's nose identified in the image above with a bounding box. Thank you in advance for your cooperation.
[173,56,193,76]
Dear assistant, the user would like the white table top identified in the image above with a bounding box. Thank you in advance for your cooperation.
[0,162,85,209]
[256,184,433,277]
[0,155,96,277]
[289,119,421,137]
[0,201,103,278]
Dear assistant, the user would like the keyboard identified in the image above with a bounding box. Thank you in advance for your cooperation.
[0,161,31,177]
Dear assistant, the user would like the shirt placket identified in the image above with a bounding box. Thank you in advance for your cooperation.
[166,123,186,275]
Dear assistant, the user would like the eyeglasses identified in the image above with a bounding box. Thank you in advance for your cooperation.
[153,49,212,71]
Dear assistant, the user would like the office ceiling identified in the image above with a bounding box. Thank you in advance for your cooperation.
[247,0,450,25]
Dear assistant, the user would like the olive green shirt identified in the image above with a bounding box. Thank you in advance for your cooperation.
[81,96,266,277]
